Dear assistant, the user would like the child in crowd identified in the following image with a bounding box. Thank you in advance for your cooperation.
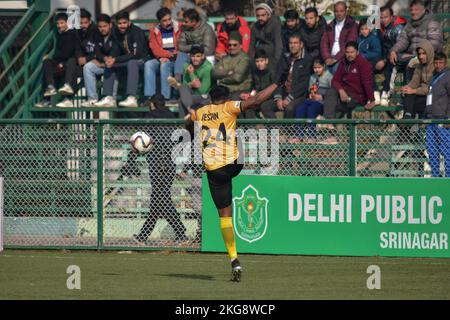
[240,49,276,118]
[357,18,382,102]
[290,59,332,144]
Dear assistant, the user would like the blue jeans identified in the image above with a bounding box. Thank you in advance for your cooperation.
[103,60,144,96]
[83,61,105,100]
[144,59,174,99]
[294,99,324,138]
[426,124,450,177]
[174,52,189,76]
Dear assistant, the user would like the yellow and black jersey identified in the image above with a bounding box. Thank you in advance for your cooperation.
[191,101,242,171]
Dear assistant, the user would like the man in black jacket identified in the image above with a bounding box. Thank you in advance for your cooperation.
[82,14,121,107]
[261,34,313,118]
[248,3,283,71]
[299,7,327,61]
[282,9,303,54]
[77,9,97,68]
[35,13,80,108]
[95,11,149,108]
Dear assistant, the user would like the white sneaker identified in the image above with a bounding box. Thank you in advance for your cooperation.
[167,76,181,89]
[380,91,390,107]
[58,83,74,96]
[374,91,381,105]
[94,96,116,107]
[119,96,138,108]
[81,99,98,107]
[43,86,57,97]
[35,100,51,108]
[56,98,74,108]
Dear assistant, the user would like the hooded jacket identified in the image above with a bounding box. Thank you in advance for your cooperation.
[216,16,251,54]
[391,11,443,59]
[332,54,374,105]
[248,15,283,67]
[407,40,435,96]
[299,16,327,60]
[320,15,358,62]
[178,20,216,56]
[149,20,182,60]
[426,67,450,119]
[357,31,382,64]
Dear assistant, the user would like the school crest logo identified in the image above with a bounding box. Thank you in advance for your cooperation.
[233,185,269,243]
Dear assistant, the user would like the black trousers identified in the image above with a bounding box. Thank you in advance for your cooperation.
[403,94,426,118]
[135,154,186,240]
[43,58,78,92]
[323,88,358,119]
[207,163,244,209]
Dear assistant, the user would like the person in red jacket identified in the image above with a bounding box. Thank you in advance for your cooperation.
[215,9,251,61]
[320,1,358,74]
[144,7,182,101]
[320,41,375,145]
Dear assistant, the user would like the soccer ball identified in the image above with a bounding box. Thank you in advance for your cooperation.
[130,131,153,154]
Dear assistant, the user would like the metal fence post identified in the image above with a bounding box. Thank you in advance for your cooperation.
[97,123,104,249]
[349,123,357,176]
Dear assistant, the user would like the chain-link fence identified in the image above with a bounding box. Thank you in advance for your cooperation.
[0,122,98,248]
[0,119,449,250]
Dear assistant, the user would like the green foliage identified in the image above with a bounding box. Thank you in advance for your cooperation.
[323,0,368,16]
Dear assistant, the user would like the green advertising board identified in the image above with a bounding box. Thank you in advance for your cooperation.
[201,175,450,258]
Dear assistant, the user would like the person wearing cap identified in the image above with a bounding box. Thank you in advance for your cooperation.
[167,45,213,118]
[212,31,253,116]
[248,3,283,70]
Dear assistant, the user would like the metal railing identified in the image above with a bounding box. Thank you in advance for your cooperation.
[0,118,449,251]
[0,4,55,119]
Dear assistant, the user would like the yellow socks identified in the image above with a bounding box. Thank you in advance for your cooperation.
[220,217,238,261]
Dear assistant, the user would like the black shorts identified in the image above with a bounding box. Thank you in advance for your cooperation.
[206,163,244,209]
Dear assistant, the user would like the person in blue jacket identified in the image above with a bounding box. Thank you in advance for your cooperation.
[358,18,382,96]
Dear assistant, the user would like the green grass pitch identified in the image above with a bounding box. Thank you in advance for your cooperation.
[0,250,449,300]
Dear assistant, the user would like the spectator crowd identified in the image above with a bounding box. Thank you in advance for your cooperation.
[34,0,449,175]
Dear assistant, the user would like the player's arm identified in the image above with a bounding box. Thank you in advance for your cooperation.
[240,84,278,112]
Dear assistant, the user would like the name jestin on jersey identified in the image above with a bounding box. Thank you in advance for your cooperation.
[202,112,219,121]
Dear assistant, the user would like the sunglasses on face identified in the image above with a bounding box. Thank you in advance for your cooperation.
[228,43,239,47]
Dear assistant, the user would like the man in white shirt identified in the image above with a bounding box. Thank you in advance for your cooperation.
[320,1,358,74]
